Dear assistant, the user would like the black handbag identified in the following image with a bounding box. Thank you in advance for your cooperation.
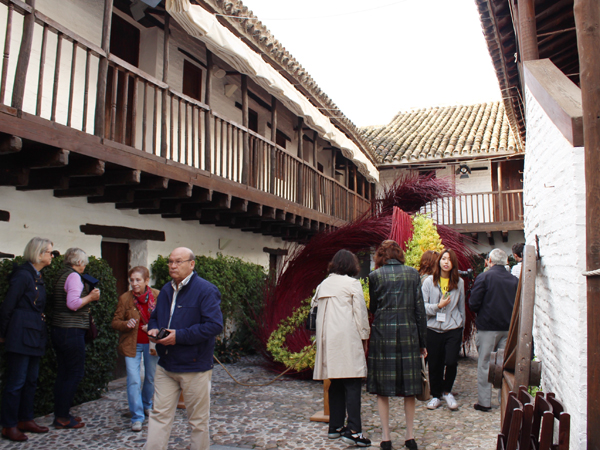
[306,305,318,331]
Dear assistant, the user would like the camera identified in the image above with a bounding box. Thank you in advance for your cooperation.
[156,328,171,339]
[458,268,474,279]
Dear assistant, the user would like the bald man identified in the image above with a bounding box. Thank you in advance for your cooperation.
[145,247,223,450]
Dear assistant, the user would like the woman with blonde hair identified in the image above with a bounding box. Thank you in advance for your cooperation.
[112,266,160,432]
[0,238,54,441]
[367,240,427,450]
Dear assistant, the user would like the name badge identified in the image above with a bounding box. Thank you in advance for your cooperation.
[436,313,447,322]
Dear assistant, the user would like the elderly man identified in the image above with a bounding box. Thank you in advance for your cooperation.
[145,247,223,450]
[469,248,518,412]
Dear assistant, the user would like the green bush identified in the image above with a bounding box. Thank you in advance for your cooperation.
[0,255,118,416]
[151,253,267,360]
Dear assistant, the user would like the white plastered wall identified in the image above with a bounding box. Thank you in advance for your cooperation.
[523,87,587,450]
[0,187,287,271]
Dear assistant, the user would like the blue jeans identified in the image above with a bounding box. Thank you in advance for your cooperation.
[126,343,158,423]
[0,352,41,427]
[51,327,86,419]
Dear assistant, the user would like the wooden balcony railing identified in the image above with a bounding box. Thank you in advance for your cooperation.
[0,1,370,223]
[420,190,524,232]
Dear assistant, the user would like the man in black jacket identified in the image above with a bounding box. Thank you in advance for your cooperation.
[469,248,518,411]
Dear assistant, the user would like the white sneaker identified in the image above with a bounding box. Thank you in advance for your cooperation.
[131,421,143,432]
[426,397,442,410]
[442,393,458,410]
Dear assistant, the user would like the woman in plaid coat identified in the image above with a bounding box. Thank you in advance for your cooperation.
[367,240,427,450]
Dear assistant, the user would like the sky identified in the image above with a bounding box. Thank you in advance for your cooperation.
[239,0,501,127]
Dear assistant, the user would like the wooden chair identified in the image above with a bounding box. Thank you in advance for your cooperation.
[546,393,570,450]
[518,386,535,450]
[497,391,524,450]
[530,392,553,450]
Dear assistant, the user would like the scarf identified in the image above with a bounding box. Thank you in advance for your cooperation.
[132,286,156,324]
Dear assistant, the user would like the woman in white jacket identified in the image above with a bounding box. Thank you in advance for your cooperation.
[312,249,371,447]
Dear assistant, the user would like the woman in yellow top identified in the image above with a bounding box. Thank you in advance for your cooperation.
[421,249,465,411]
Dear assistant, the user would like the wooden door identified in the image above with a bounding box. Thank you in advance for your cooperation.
[101,240,129,379]
[492,159,524,222]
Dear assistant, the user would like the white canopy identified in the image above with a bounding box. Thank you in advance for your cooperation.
[166,0,379,182]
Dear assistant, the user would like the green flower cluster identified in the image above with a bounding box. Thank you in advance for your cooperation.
[404,214,444,269]
[266,297,315,371]
[361,277,370,310]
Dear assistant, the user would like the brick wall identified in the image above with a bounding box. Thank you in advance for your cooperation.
[523,87,587,449]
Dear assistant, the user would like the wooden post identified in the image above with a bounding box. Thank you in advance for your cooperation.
[11,0,36,111]
[269,95,277,194]
[204,50,212,171]
[297,116,304,205]
[241,74,249,185]
[497,163,504,222]
[517,0,539,62]
[574,1,600,448]
[160,14,170,158]
[332,149,337,217]
[309,379,330,422]
[313,130,318,209]
[94,0,113,137]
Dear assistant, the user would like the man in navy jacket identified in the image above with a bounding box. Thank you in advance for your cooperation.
[469,248,518,412]
[144,247,223,450]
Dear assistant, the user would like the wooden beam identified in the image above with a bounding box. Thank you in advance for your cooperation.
[11,0,35,111]
[94,0,112,137]
[574,1,600,447]
[487,231,495,246]
[0,134,22,154]
[29,148,69,168]
[269,96,277,194]
[53,186,104,198]
[0,167,28,186]
[17,175,68,191]
[116,199,161,210]
[80,223,165,241]
[524,59,583,147]
[87,187,134,204]
[0,210,9,222]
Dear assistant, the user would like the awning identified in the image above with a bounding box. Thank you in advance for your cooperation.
[166,0,379,182]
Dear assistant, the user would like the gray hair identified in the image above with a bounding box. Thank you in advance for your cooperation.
[488,248,508,266]
[64,247,89,267]
[23,237,53,264]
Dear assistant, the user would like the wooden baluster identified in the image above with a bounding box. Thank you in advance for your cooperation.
[219,118,224,177]
[169,93,174,160]
[222,119,226,178]
[152,86,157,155]
[94,0,112,137]
[50,33,63,122]
[160,14,170,157]
[204,50,212,173]
[131,75,138,148]
[35,23,47,116]
[190,106,195,167]
[120,72,129,144]
[109,65,117,140]
[0,3,13,104]
[12,0,35,111]
[297,116,304,204]
[241,74,249,185]
[270,96,277,194]
[66,41,77,127]
[177,97,182,163]
[141,81,147,151]
[184,102,189,164]
[82,48,90,132]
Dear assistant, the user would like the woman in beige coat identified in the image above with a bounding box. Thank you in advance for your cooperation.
[312,249,371,447]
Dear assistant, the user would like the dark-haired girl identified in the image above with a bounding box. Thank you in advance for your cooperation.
[422,248,465,411]
[312,249,371,447]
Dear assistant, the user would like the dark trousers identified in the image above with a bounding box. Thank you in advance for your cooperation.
[328,378,362,433]
[51,327,86,418]
[0,352,41,427]
[427,327,463,398]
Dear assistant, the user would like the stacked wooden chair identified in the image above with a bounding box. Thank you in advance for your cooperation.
[496,386,570,450]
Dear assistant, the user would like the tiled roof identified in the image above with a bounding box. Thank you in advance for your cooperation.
[196,0,377,163]
[361,102,519,165]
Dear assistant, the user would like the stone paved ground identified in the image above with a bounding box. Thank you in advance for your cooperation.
[0,352,501,449]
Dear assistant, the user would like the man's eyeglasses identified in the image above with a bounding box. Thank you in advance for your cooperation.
[167,259,193,267]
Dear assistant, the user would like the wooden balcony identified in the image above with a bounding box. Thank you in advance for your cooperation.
[420,190,524,233]
[0,2,370,241]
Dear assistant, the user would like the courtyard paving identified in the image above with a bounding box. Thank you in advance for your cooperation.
[0,352,500,449]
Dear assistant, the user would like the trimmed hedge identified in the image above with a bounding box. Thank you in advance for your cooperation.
[151,253,266,360]
[0,255,118,416]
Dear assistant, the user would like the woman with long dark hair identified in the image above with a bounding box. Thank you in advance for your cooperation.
[418,250,439,284]
[421,248,465,411]
[367,240,427,450]
[312,249,371,447]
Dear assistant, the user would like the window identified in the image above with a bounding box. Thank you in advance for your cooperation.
[182,60,203,102]
[276,130,287,149]
[110,14,140,67]
[249,109,258,132]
